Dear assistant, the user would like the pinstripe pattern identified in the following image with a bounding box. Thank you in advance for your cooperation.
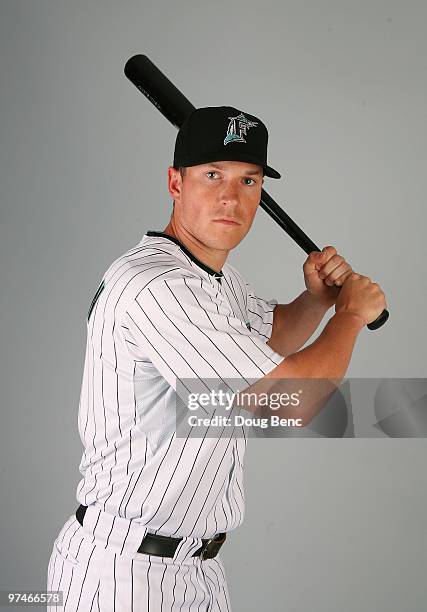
[47,231,284,610]
[47,511,233,611]
[75,232,283,534]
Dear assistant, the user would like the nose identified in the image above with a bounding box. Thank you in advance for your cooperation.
[219,181,240,207]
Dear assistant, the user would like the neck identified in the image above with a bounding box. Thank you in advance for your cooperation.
[162,220,228,274]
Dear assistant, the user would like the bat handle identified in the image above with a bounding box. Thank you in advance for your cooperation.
[366,308,389,330]
[258,192,389,330]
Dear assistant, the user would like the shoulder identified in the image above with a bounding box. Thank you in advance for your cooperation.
[95,241,203,321]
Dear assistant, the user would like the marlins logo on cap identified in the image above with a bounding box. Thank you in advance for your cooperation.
[224,113,258,146]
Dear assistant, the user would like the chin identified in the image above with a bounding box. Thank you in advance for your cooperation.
[204,223,248,247]
[211,234,243,250]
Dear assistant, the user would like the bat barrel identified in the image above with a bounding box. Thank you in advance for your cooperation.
[124,55,195,128]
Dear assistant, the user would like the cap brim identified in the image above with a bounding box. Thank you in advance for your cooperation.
[263,164,281,179]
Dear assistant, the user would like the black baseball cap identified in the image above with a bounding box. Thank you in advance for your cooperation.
[173,106,281,179]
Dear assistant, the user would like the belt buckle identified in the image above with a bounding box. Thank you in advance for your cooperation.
[200,533,226,560]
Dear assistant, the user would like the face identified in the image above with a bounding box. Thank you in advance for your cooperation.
[167,160,264,252]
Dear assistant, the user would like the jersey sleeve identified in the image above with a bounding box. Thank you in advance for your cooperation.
[120,275,285,403]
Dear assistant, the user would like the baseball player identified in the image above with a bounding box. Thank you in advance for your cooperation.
[46,106,386,611]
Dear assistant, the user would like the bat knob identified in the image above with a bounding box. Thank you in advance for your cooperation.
[367,308,389,330]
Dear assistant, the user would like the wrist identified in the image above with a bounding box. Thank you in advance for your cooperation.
[332,310,365,331]
[305,290,335,311]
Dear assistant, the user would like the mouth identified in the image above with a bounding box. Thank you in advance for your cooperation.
[213,219,240,225]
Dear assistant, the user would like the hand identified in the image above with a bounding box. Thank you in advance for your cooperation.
[335,272,387,327]
[303,246,354,306]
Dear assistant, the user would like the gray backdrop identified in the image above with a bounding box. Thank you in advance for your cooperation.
[1,0,426,610]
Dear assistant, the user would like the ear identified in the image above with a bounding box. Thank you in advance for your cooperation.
[168,166,182,201]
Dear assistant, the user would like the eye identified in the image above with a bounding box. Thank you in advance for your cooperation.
[206,171,220,179]
[243,178,256,185]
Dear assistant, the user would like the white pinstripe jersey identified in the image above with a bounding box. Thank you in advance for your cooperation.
[76,231,285,539]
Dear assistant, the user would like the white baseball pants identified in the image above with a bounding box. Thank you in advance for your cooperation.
[46,506,232,611]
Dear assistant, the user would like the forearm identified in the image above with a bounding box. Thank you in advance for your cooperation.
[267,290,333,357]
[260,311,365,426]
[284,310,364,380]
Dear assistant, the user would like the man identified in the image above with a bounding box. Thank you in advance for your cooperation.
[46,106,386,611]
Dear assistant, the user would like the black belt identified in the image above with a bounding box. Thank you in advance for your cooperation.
[75,505,226,560]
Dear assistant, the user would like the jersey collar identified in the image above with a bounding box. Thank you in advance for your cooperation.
[145,231,224,280]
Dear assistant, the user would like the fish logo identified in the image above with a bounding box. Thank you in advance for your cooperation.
[224,113,258,146]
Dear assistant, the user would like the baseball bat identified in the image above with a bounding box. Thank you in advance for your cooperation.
[124,54,389,331]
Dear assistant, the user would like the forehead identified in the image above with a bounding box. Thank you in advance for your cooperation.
[192,161,263,175]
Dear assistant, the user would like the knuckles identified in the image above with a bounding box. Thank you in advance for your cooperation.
[323,246,337,256]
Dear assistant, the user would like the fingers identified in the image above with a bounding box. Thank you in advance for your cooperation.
[306,246,337,272]
[317,254,344,278]
[318,256,352,286]
[326,268,353,286]
[309,246,335,268]
[307,248,375,290]
[304,251,324,274]
[319,246,337,260]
